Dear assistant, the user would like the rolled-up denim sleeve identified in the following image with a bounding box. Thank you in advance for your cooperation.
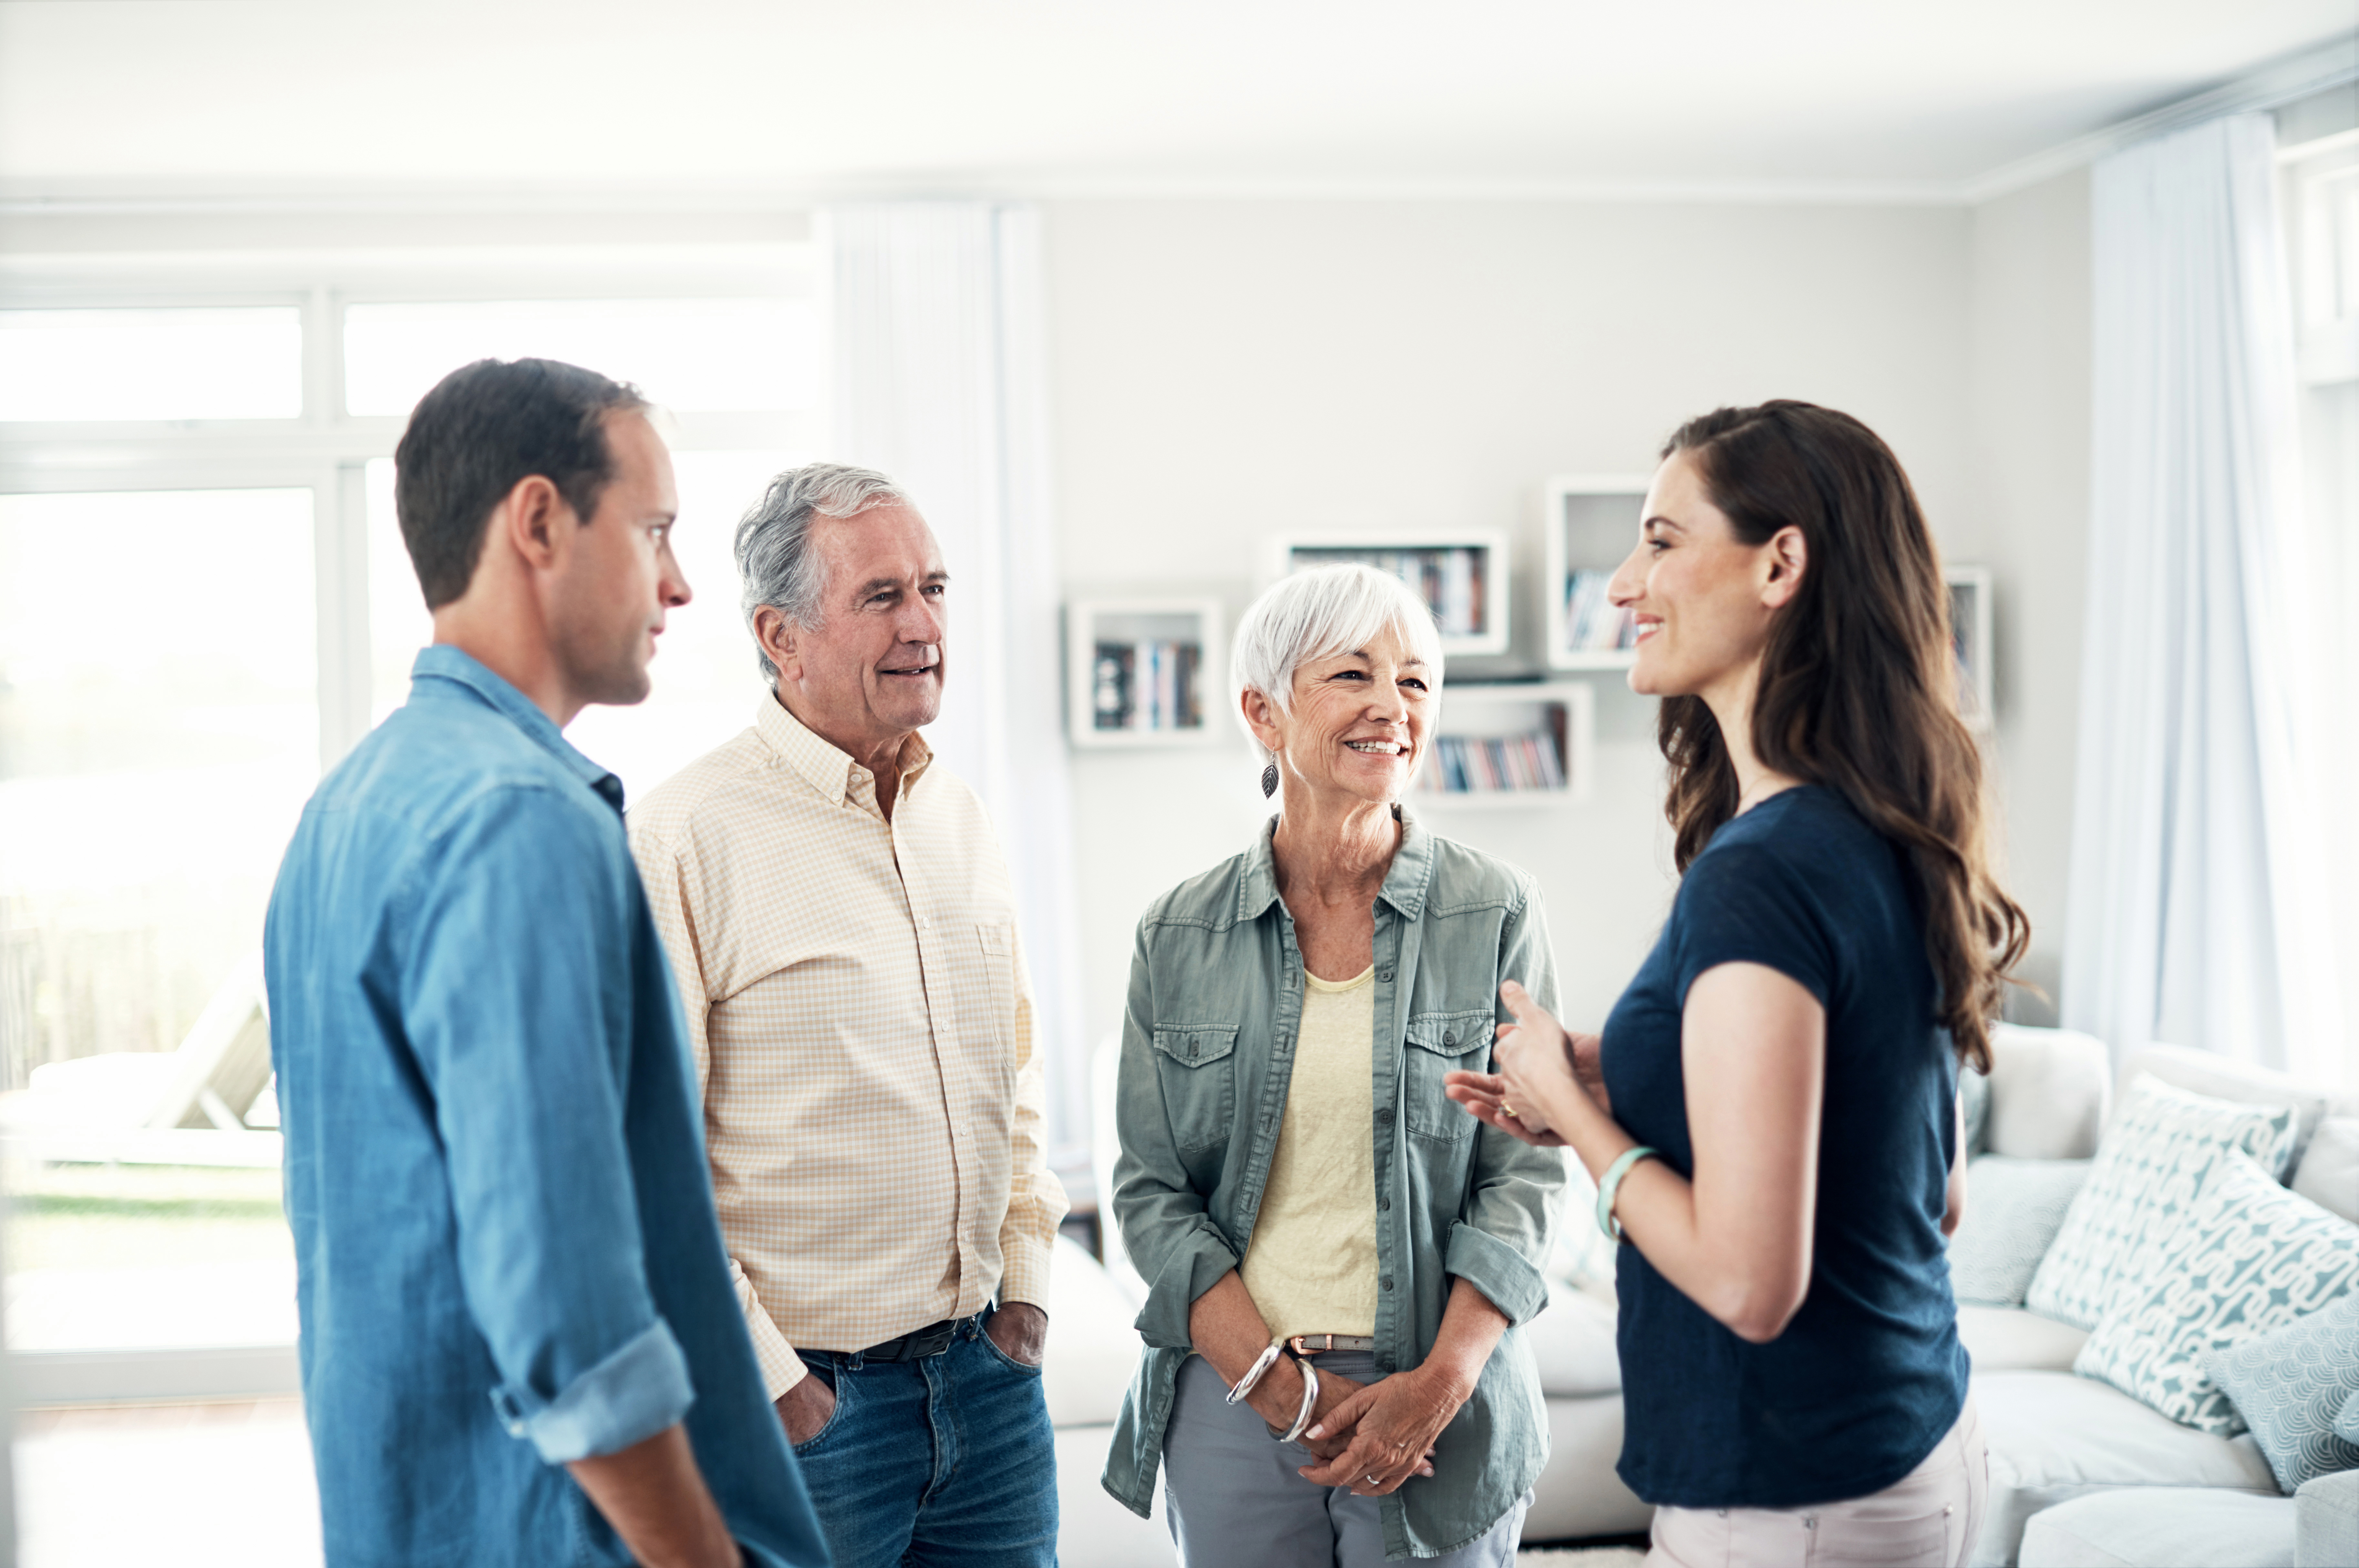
[1449,878,1567,1329]
[1108,919,1239,1351]
[404,786,692,1464]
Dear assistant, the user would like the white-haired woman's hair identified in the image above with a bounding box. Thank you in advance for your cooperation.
[735,461,910,685]
[1231,563,1446,744]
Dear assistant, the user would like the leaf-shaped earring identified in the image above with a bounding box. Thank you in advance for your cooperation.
[1261,761,1280,798]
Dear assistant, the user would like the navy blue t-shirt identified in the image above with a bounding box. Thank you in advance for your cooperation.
[1600,785,1967,1510]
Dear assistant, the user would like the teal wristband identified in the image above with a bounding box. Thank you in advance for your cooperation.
[1595,1145,1659,1242]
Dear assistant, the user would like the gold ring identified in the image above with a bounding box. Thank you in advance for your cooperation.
[1503,1101,1521,1120]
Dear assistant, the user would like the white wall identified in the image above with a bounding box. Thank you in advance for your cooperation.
[1042,198,1990,1039]
[1963,170,2094,1024]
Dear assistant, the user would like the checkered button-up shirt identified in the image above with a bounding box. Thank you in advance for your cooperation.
[629,694,1065,1397]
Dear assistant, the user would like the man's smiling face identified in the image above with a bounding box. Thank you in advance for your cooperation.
[780,502,950,757]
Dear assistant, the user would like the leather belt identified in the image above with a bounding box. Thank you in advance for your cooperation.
[1288,1333,1378,1355]
[853,1317,962,1363]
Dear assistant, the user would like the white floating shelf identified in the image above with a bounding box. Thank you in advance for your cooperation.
[1270,529,1510,657]
[1542,475,1652,672]
[1066,597,1225,749]
[1416,680,1596,808]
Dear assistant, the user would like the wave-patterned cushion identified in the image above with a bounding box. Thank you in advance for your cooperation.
[2206,1291,2359,1491]
[2338,1390,2359,1446]
[2075,1151,2359,1435]
[1947,1157,2091,1306]
[2027,1074,2299,1330]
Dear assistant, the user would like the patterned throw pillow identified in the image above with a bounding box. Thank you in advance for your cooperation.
[2027,1074,2299,1329]
[2206,1292,2359,1491]
[2075,1151,2359,1435]
[1947,1157,2092,1306]
[2339,1390,2359,1446]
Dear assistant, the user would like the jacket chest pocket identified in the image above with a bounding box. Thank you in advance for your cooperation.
[1403,1009,1491,1143]
[1150,1024,1239,1153]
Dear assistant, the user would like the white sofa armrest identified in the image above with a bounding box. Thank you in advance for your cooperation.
[2295,1468,2359,1568]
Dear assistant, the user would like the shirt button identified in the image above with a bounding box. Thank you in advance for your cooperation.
[1376,1358,1393,1372]
[1378,1197,1390,1211]
[1377,968,1393,982]
[1441,1030,1456,1047]
[1380,1276,1393,1291]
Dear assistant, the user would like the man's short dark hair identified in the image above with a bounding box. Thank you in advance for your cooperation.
[393,358,650,610]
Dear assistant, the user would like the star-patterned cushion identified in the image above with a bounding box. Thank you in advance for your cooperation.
[2076,1151,2359,1437]
[2027,1073,2299,1330]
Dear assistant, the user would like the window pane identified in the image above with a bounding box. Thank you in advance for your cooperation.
[1,487,314,1352]
[0,308,304,422]
[344,299,820,417]
[366,450,793,804]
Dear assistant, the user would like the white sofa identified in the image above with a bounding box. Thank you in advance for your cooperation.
[1040,1031,2359,1567]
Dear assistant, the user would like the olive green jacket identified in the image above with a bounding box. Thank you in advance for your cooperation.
[1100,809,1566,1559]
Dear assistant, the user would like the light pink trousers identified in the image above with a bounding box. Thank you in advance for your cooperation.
[1644,1396,1988,1568]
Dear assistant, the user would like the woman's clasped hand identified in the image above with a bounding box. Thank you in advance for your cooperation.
[1294,1363,1455,1496]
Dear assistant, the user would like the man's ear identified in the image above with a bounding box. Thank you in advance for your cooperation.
[501,474,571,571]
[753,603,801,685]
[1760,525,1808,610]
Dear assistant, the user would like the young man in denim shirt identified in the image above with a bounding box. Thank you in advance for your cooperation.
[264,358,828,1568]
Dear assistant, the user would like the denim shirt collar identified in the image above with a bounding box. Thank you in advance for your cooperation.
[1235,803,1437,924]
[409,645,624,812]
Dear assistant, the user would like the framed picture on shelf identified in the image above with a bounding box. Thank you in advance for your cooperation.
[1065,597,1224,749]
[1945,565,1993,731]
[1416,681,1596,808]
[1541,475,1653,671]
[1270,529,1510,656]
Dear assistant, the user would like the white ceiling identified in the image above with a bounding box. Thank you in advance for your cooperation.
[0,0,2350,201]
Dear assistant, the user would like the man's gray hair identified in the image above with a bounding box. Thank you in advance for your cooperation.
[735,461,911,684]
[1231,563,1446,742]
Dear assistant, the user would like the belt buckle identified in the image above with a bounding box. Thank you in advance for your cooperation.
[1289,1334,1330,1357]
[908,1320,957,1359]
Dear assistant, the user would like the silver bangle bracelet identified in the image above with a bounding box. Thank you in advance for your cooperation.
[1226,1339,1285,1406]
[1276,1358,1320,1444]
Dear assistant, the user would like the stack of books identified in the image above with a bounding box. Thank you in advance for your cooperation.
[1091,639,1203,732]
[1290,546,1487,638]
[1426,730,1567,794]
[1563,569,1638,652]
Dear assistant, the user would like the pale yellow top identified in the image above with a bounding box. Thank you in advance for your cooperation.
[1240,963,1380,1339]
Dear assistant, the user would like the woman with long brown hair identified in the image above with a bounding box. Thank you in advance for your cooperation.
[1447,401,2027,1568]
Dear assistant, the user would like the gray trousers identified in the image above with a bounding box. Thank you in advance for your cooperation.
[1162,1351,1529,1567]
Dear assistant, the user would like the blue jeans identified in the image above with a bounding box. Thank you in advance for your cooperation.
[792,1307,1058,1568]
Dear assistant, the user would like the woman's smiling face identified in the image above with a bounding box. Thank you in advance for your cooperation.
[1259,620,1435,807]
[1609,449,1793,702]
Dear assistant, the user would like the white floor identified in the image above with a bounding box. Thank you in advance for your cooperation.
[12,1402,1637,1567]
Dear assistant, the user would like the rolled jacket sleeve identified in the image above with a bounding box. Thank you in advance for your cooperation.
[406,788,691,1463]
[1451,879,1568,1329]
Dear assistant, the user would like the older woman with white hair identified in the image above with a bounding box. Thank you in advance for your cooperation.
[1099,564,1567,1566]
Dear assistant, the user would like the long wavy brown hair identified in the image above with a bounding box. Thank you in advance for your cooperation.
[1655,401,2028,1072]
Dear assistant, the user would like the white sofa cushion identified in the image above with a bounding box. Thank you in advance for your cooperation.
[1986,1025,2112,1159]
[1959,1305,2090,1372]
[2075,1153,2359,1435]
[1043,1234,1149,1429]
[1971,1370,2278,1567]
[2017,1487,2295,1568]
[1522,1394,1655,1543]
[2295,1470,2359,1568]
[2292,1118,2359,1227]
[2027,1075,2301,1330]
[1525,1278,1622,1398]
[1950,1158,2093,1306]
[1053,1424,1175,1567]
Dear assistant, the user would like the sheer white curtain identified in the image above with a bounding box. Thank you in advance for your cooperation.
[826,202,1093,1164]
[2063,114,2345,1085]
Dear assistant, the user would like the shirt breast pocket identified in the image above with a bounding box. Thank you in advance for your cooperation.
[974,918,1018,1071]
[1149,1023,1239,1153]
[1403,1009,1491,1143]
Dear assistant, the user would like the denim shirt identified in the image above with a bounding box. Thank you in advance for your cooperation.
[264,648,829,1568]
[1101,810,1566,1560]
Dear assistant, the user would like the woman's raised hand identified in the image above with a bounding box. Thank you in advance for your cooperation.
[1443,980,1602,1145]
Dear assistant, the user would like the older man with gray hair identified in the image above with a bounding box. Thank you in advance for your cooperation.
[629,462,1066,1568]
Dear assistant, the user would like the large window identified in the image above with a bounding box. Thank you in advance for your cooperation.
[2283,128,2359,1085]
[0,241,824,1391]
